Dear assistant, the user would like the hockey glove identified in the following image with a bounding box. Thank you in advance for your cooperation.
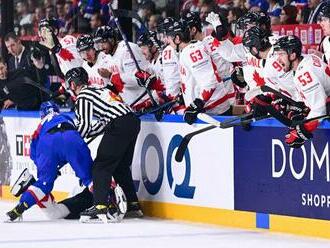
[271,98,289,114]
[249,94,272,118]
[135,70,156,90]
[285,124,313,148]
[39,26,62,54]
[286,101,310,120]
[231,66,246,88]
[205,12,229,40]
[183,98,205,125]
[205,12,222,30]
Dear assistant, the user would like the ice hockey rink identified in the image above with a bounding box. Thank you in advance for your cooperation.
[0,201,329,248]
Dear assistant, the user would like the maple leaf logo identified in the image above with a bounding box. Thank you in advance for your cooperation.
[201,88,215,101]
[253,70,265,86]
[58,48,75,61]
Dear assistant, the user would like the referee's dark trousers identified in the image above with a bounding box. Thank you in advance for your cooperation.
[92,113,141,206]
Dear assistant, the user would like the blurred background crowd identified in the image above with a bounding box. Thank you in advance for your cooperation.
[9,0,328,38]
[0,0,327,111]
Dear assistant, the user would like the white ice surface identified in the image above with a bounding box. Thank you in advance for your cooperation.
[0,201,329,248]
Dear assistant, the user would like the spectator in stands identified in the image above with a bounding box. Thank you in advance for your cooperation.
[56,1,67,28]
[246,0,270,12]
[27,0,38,14]
[267,0,282,17]
[280,4,299,24]
[0,57,43,110]
[16,1,33,27]
[227,7,245,34]
[301,0,327,23]
[64,0,74,15]
[46,5,56,19]
[200,2,219,35]
[233,0,248,12]
[33,7,46,35]
[148,14,163,32]
[139,0,156,22]
[90,13,104,32]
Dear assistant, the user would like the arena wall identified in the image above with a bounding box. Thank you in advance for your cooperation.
[0,110,330,239]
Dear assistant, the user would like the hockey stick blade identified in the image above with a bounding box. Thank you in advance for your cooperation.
[291,114,330,126]
[175,125,217,162]
[220,114,270,128]
[197,113,221,127]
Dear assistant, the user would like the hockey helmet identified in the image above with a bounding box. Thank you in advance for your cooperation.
[318,3,330,20]
[137,33,154,47]
[65,67,89,88]
[157,17,175,34]
[137,31,161,48]
[237,12,260,30]
[181,11,202,31]
[237,11,271,34]
[273,35,302,57]
[76,34,94,52]
[94,26,118,43]
[40,101,60,119]
[38,17,60,32]
[242,26,271,52]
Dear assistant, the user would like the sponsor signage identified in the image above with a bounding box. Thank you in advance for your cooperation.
[234,126,330,220]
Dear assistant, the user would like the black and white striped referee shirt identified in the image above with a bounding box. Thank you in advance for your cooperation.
[75,86,132,138]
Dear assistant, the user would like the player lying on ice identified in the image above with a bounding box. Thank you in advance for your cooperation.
[5,101,127,223]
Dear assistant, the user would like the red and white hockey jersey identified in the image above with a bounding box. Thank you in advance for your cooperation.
[179,40,230,114]
[56,35,84,75]
[161,45,181,100]
[293,54,330,118]
[111,40,152,108]
[82,51,117,88]
[203,35,236,105]
[262,46,301,101]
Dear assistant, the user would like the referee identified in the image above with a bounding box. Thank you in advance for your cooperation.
[65,67,141,223]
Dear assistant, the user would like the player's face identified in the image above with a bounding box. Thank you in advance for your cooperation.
[100,41,112,54]
[79,48,96,63]
[318,17,330,36]
[140,45,152,61]
[275,50,291,72]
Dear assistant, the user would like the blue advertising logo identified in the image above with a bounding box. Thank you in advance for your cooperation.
[139,133,196,199]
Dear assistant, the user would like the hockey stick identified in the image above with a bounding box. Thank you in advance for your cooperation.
[175,124,217,162]
[174,113,271,162]
[291,114,330,126]
[135,98,178,117]
[260,85,300,107]
[220,112,254,125]
[21,76,54,98]
[108,4,158,108]
[114,9,163,52]
[197,112,270,128]
[130,90,148,107]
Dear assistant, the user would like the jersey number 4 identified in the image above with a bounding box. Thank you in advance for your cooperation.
[297,72,313,86]
[190,50,203,62]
